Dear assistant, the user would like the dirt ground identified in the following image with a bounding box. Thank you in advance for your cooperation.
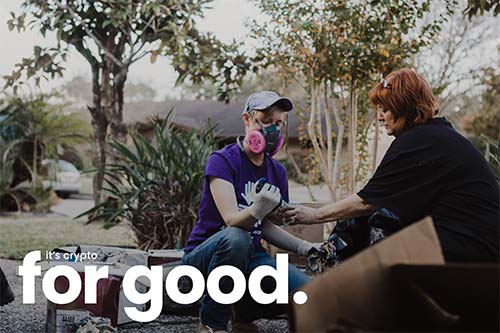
[0,214,289,332]
[0,181,328,332]
[0,258,288,332]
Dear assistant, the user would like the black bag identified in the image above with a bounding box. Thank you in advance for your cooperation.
[306,208,402,274]
[0,266,15,306]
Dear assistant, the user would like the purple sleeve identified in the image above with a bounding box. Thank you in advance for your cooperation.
[278,163,289,203]
[204,152,234,184]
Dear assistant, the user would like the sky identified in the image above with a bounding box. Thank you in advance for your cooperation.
[0,0,262,99]
[1,1,499,101]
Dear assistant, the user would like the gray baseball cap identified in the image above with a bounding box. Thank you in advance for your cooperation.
[243,91,293,114]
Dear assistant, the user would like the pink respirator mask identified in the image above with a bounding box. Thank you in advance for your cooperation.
[245,120,284,156]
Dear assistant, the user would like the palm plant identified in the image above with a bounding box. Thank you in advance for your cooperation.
[0,94,90,178]
[0,94,90,212]
[481,134,500,183]
[0,138,22,213]
[83,111,217,250]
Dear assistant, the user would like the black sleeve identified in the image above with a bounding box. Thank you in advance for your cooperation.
[357,137,444,223]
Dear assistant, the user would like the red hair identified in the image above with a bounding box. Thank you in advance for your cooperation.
[369,68,438,133]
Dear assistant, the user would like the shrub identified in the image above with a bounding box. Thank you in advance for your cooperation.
[0,138,22,212]
[480,134,500,183]
[84,111,217,250]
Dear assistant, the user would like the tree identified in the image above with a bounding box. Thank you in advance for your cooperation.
[4,0,250,208]
[460,64,500,181]
[413,4,500,117]
[61,75,157,105]
[464,0,500,18]
[461,66,500,141]
[250,0,446,206]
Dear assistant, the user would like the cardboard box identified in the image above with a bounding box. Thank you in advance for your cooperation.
[46,309,91,333]
[45,263,148,332]
[148,249,184,267]
[291,216,447,332]
[389,263,499,332]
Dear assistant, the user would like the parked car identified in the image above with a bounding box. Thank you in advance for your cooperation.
[41,159,81,198]
[15,159,81,199]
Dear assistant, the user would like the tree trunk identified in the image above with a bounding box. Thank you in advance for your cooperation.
[32,137,38,181]
[90,110,108,206]
[307,81,333,197]
[91,58,129,213]
[71,31,129,213]
[87,58,128,208]
[323,81,334,197]
[348,80,357,194]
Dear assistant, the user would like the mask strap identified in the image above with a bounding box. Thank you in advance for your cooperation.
[236,136,245,152]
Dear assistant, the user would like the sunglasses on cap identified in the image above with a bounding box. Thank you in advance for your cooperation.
[380,77,392,89]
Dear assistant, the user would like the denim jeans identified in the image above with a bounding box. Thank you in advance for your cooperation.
[182,226,310,330]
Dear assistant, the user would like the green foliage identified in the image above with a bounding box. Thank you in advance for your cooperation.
[4,0,253,206]
[480,135,500,182]
[26,183,54,213]
[4,0,250,102]
[82,111,217,250]
[0,138,23,213]
[0,94,90,175]
[461,66,500,144]
[460,65,500,182]
[251,0,447,87]
[277,157,308,185]
[464,0,500,18]
[250,0,450,196]
[0,94,89,212]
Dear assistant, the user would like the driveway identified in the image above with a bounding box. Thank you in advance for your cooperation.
[50,195,94,219]
[49,182,332,220]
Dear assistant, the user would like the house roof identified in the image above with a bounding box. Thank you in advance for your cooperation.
[122,100,302,139]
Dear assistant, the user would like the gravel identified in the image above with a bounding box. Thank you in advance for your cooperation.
[0,259,288,332]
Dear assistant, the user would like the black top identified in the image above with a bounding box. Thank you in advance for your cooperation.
[358,118,499,262]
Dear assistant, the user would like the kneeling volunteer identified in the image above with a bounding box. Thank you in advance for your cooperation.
[183,91,318,332]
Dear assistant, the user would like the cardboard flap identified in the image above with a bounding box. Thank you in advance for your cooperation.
[292,216,445,332]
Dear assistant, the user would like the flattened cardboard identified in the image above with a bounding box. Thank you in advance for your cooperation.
[292,216,446,332]
[390,263,500,331]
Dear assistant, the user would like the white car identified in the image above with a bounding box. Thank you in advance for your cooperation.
[41,159,81,198]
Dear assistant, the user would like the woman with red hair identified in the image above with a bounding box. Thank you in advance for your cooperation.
[283,68,499,263]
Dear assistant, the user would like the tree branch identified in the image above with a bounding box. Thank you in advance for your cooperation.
[52,0,124,67]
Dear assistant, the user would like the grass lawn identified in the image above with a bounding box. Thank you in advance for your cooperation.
[0,214,136,260]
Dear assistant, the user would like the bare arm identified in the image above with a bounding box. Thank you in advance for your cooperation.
[283,194,377,225]
[262,221,319,256]
[262,221,303,253]
[316,194,377,223]
[209,177,257,230]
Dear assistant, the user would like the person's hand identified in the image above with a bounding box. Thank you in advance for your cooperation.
[267,204,294,225]
[279,204,318,225]
[297,240,326,257]
[248,183,281,220]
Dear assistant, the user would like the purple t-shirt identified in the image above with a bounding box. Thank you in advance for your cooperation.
[184,143,289,253]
